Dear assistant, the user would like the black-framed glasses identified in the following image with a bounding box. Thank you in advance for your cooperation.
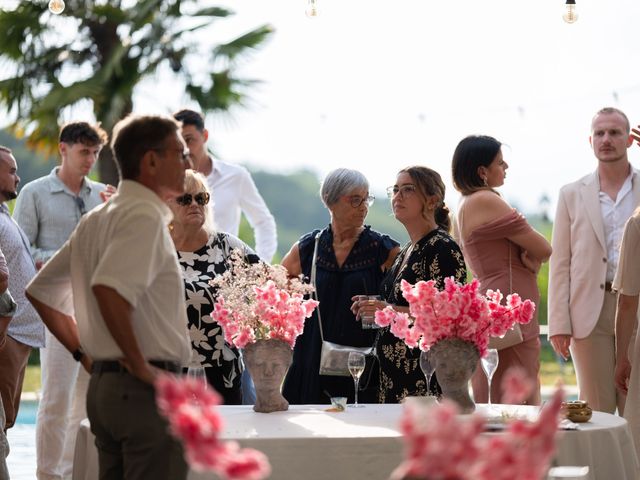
[74,196,87,216]
[347,195,375,208]
[386,184,417,199]
[176,192,210,206]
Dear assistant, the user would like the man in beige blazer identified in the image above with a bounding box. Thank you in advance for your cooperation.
[549,107,639,414]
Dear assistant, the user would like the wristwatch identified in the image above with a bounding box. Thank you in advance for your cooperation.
[72,347,84,362]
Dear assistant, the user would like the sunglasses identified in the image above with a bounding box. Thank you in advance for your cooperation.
[175,192,210,206]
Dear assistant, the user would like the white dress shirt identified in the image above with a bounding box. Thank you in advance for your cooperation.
[26,180,191,363]
[206,158,277,262]
[599,170,637,282]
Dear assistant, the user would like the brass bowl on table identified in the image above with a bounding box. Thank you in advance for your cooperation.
[561,400,592,423]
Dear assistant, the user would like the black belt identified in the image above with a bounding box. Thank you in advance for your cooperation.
[605,281,613,292]
[92,360,180,374]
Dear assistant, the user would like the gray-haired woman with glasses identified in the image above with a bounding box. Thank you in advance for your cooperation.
[281,168,400,405]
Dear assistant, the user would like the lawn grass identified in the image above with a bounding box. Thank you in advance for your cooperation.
[23,365,41,395]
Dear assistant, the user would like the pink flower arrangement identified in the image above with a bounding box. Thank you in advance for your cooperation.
[211,250,319,349]
[155,374,271,479]
[501,367,535,405]
[374,277,535,357]
[392,387,565,480]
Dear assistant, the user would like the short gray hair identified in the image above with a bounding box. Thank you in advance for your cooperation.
[320,168,369,207]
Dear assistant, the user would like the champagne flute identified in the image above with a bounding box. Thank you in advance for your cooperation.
[187,364,208,404]
[419,350,435,396]
[348,351,366,408]
[481,348,499,405]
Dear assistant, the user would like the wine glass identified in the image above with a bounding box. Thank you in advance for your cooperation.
[348,351,366,408]
[419,350,435,396]
[481,348,499,405]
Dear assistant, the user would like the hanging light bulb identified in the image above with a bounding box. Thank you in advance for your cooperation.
[562,0,578,23]
[48,0,65,15]
[305,0,319,18]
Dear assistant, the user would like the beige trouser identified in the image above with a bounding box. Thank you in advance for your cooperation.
[570,291,626,414]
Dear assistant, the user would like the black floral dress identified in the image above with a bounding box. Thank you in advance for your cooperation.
[377,228,467,403]
[177,232,260,405]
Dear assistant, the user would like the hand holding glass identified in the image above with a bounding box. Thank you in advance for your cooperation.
[481,348,499,405]
[348,351,366,408]
[419,350,435,396]
[357,295,381,329]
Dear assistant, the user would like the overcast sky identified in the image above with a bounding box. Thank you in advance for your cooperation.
[6,0,640,215]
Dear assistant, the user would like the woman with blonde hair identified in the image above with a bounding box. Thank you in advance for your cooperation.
[452,135,552,405]
[166,169,259,404]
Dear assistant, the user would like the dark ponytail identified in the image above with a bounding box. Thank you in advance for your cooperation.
[435,203,451,232]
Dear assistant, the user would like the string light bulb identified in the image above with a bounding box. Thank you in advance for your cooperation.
[563,0,578,24]
[305,0,319,18]
[48,0,65,14]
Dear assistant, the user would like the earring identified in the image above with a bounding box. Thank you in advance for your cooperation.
[482,177,488,187]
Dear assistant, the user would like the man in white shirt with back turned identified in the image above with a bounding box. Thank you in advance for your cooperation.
[549,107,640,414]
[26,115,192,480]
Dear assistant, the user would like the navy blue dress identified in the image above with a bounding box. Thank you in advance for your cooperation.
[282,225,399,404]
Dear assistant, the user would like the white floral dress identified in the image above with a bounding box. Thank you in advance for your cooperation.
[177,232,260,404]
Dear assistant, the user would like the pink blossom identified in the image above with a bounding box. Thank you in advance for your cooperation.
[501,367,535,404]
[155,374,271,480]
[394,388,565,480]
[378,276,535,356]
[209,251,318,349]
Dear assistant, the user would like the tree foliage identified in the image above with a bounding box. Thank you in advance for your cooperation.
[0,0,273,183]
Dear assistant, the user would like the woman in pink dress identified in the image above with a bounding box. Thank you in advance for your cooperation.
[452,135,552,405]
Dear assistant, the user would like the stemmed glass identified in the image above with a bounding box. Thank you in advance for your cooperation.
[348,351,366,408]
[481,348,499,405]
[419,350,435,396]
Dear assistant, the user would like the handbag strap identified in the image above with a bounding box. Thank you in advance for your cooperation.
[508,241,512,294]
[311,231,326,342]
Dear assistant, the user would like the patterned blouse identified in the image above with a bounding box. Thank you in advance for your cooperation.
[377,228,467,403]
[177,232,259,395]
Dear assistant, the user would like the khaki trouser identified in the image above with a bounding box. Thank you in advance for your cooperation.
[570,291,626,414]
[87,371,187,480]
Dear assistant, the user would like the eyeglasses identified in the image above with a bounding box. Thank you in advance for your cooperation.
[347,195,375,208]
[74,196,86,216]
[386,184,417,199]
[176,192,210,206]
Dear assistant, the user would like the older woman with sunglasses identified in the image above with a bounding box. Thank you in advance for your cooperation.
[281,168,400,405]
[167,169,259,404]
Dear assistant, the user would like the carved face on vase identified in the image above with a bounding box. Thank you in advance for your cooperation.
[431,338,479,391]
[244,340,292,393]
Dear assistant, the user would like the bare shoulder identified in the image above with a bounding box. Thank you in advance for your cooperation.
[462,191,513,223]
[281,241,302,277]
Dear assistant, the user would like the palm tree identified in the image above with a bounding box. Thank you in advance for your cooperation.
[0,0,273,184]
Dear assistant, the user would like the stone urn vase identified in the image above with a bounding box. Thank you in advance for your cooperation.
[429,338,479,414]
[242,339,293,413]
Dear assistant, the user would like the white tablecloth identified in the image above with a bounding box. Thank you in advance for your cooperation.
[73,404,640,480]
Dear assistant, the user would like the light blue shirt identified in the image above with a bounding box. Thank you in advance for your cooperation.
[0,204,44,347]
[14,167,106,263]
